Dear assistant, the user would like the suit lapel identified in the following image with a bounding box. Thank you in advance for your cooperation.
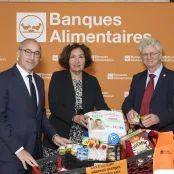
[151,66,167,100]
[12,65,32,105]
[67,70,76,107]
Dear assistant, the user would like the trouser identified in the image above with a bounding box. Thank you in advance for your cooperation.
[0,160,32,174]
[0,138,40,174]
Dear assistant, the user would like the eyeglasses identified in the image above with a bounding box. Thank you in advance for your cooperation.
[19,49,41,58]
[141,52,159,58]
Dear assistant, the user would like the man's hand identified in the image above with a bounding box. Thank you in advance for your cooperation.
[73,114,90,128]
[124,118,129,131]
[16,149,38,170]
[142,114,160,127]
[127,109,135,124]
[54,135,71,146]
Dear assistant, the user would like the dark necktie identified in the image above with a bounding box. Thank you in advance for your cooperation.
[27,75,37,115]
[139,74,156,116]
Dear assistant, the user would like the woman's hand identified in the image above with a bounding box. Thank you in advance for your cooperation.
[73,114,90,128]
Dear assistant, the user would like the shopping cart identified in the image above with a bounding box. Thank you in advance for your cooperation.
[33,149,154,174]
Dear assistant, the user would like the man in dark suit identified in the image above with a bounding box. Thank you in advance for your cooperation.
[122,38,174,132]
[0,39,71,174]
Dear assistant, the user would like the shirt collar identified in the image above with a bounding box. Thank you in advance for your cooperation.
[147,64,163,77]
[16,63,33,78]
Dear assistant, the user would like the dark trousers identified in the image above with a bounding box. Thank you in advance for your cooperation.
[0,138,41,174]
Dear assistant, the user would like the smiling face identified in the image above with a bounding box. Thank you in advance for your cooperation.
[141,45,162,72]
[69,48,85,74]
[17,40,41,73]
[95,120,102,126]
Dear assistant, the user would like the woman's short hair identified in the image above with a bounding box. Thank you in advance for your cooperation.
[138,38,162,54]
[59,43,93,69]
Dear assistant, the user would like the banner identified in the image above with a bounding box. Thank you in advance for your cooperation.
[0,2,174,115]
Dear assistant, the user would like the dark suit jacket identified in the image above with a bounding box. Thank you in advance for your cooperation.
[0,65,56,162]
[122,66,174,132]
[43,70,110,149]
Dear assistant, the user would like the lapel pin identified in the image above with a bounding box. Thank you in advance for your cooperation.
[163,74,166,77]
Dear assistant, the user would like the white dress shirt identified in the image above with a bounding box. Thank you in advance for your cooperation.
[146,64,163,88]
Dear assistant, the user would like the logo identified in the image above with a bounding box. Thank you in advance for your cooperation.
[162,55,174,62]
[108,133,120,145]
[124,55,141,62]
[124,91,129,98]
[107,73,114,79]
[91,55,95,61]
[160,150,171,154]
[107,73,132,80]
[16,13,46,42]
[52,55,59,61]
[36,73,42,77]
[102,92,114,98]
[36,73,52,79]
[92,55,114,62]
[124,55,131,61]
[0,56,6,61]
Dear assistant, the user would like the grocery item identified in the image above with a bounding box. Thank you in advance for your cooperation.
[71,144,83,156]
[58,146,66,155]
[66,144,73,154]
[86,110,126,142]
[108,133,120,145]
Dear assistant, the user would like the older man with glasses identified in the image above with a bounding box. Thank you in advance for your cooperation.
[122,37,174,133]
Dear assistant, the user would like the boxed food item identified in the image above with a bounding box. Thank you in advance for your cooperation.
[120,129,142,149]
[71,144,83,156]
[76,148,88,161]
[86,110,126,142]
[88,142,108,161]
[107,144,120,161]
[120,130,154,158]
[130,132,154,156]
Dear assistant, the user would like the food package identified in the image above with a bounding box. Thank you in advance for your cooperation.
[86,110,126,142]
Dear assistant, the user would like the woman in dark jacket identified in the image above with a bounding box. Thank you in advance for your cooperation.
[42,43,110,173]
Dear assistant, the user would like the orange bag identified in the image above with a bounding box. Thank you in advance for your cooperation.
[153,131,174,174]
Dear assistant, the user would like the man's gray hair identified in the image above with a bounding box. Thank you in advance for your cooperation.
[138,38,162,54]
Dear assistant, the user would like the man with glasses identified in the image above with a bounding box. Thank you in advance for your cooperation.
[0,38,71,174]
[122,37,174,132]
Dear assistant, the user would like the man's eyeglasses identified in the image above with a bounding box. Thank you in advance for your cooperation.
[19,49,41,58]
[141,52,159,58]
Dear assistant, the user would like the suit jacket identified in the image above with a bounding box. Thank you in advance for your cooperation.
[0,65,56,161]
[43,70,110,149]
[122,66,174,132]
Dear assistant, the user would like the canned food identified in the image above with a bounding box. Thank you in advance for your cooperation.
[58,146,66,155]
[66,144,72,153]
